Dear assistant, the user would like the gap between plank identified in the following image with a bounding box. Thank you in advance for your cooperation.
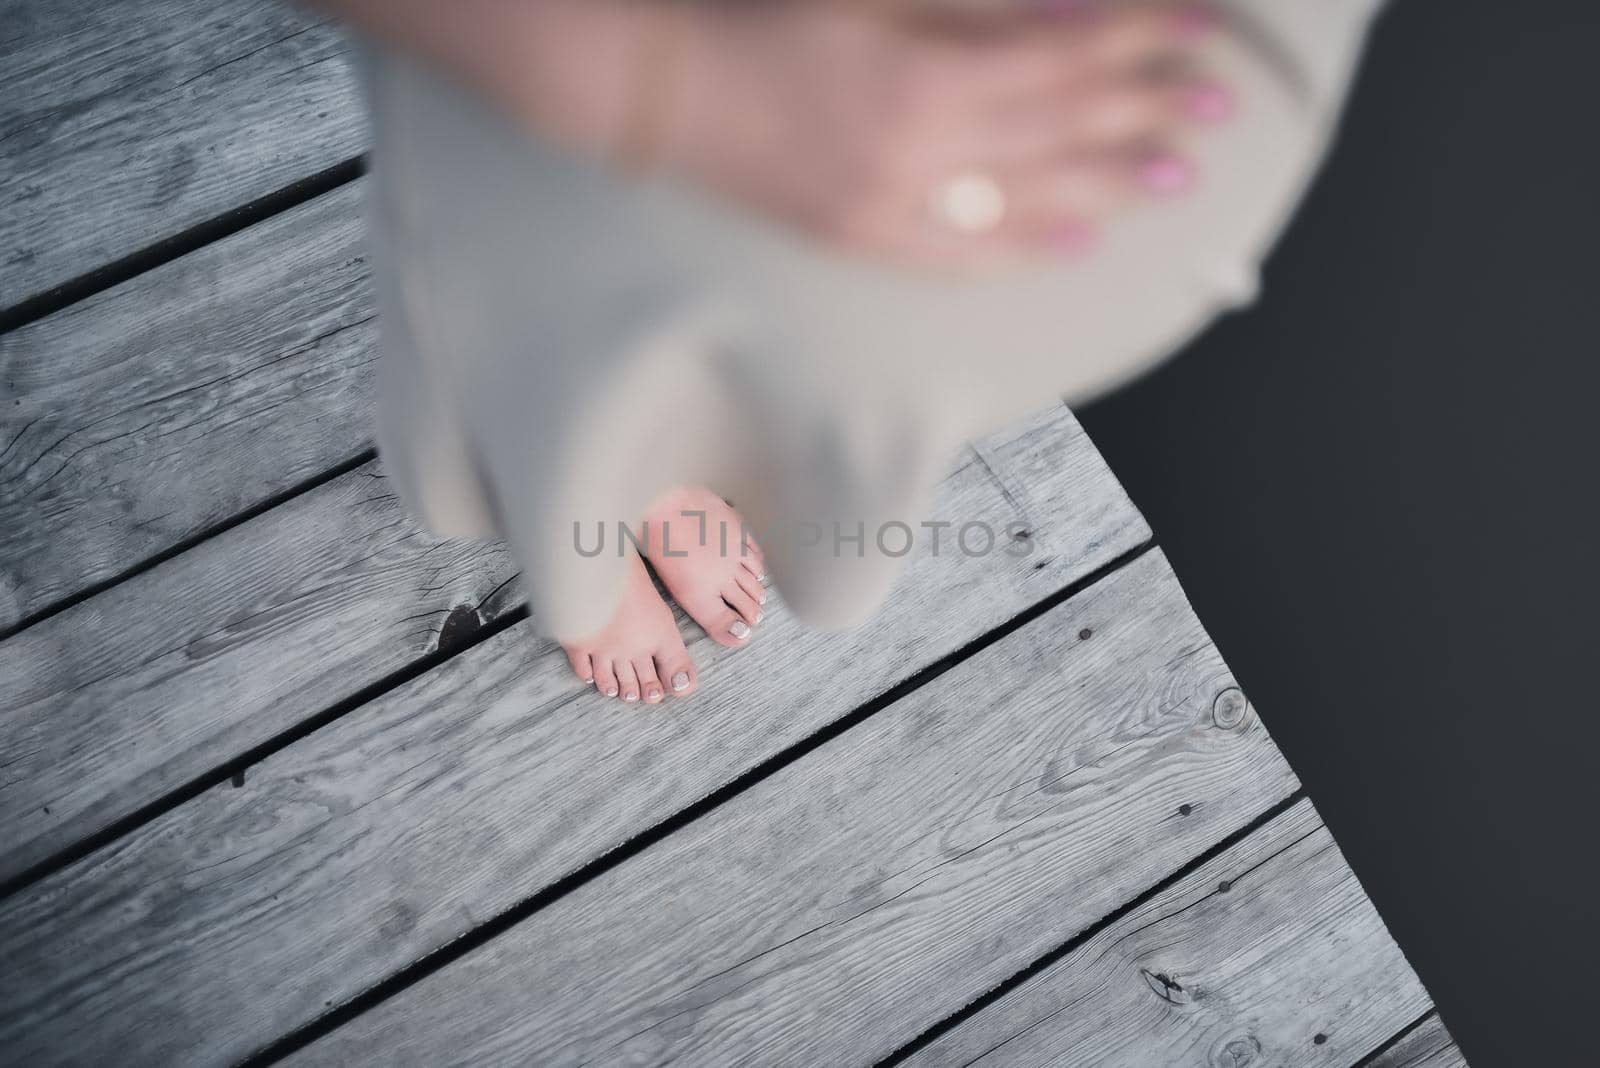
[873,787,1310,1067]
[234,537,1158,1067]
[0,156,365,337]
[0,577,524,903]
[1350,1009,1445,1068]
[0,448,377,644]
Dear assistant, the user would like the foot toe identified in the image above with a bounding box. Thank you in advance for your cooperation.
[656,645,697,697]
[678,592,753,648]
[593,658,619,699]
[635,658,665,705]
[615,660,640,704]
[741,535,764,574]
[723,585,762,627]
[565,647,593,685]
[735,570,766,607]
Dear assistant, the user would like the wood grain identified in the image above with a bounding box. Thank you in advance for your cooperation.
[0,407,1130,888]
[1367,1015,1469,1068]
[0,459,515,886]
[0,9,1439,1068]
[0,407,1149,1066]
[0,0,364,309]
[904,800,1431,1067]
[0,182,373,629]
[277,550,1298,1067]
[0,405,1129,887]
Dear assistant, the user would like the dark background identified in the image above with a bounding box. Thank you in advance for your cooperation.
[1080,1,1599,1063]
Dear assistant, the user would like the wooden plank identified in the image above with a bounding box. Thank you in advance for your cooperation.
[0,0,363,308]
[0,405,1131,888]
[0,181,373,629]
[903,800,1431,1067]
[0,407,1150,1066]
[277,549,1299,1067]
[0,459,514,887]
[1367,1015,1469,1068]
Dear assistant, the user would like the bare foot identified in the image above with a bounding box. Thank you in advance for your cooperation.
[640,486,766,649]
[563,550,697,705]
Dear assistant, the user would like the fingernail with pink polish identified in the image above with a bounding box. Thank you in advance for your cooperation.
[1051,219,1098,255]
[1138,154,1195,196]
[1181,82,1235,123]
[1172,6,1217,38]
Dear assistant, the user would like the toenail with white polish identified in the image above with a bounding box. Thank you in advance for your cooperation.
[755,611,764,624]
[624,692,638,703]
[606,687,618,697]
[729,620,751,640]
[757,591,767,605]
[672,671,690,691]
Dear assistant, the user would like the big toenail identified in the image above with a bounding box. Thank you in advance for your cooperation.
[730,620,751,640]
[672,671,690,691]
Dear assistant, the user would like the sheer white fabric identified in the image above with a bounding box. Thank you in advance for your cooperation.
[359,0,1385,640]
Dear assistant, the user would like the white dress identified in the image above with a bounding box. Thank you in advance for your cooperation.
[358,0,1386,641]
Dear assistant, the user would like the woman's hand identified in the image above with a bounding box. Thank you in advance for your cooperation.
[662,1,1234,269]
[313,0,1234,271]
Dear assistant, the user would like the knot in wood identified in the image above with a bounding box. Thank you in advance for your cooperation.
[437,603,482,654]
[1140,968,1194,1006]
[1209,1033,1262,1068]
[1211,687,1250,730]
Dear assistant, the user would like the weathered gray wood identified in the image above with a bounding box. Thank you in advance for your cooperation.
[277,550,1298,1067]
[0,0,364,308]
[0,406,1131,888]
[0,460,515,886]
[0,407,1150,1066]
[0,181,373,629]
[1367,1015,1469,1068]
[904,799,1431,1067]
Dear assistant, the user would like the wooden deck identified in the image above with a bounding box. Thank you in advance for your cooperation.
[0,3,1462,1065]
